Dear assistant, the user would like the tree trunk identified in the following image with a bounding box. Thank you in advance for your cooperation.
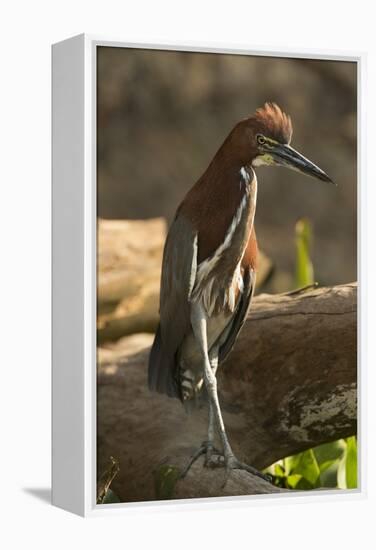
[97,283,357,502]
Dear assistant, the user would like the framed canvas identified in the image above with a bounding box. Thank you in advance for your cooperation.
[52,34,364,517]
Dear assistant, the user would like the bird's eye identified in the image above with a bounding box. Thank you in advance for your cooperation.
[257,134,266,145]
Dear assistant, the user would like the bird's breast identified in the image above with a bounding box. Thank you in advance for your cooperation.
[190,168,257,317]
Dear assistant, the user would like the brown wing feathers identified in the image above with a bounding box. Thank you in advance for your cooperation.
[148,214,197,397]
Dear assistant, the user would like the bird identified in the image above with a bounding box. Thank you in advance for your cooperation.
[148,102,333,483]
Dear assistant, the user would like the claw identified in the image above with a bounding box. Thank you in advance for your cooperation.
[222,454,273,487]
[181,441,224,478]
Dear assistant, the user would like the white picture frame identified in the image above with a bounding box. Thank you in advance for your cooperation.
[52,34,365,517]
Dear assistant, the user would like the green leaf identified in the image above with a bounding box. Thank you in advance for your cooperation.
[154,464,181,500]
[293,449,321,486]
[345,436,358,489]
[263,461,285,478]
[284,454,301,476]
[294,476,315,490]
[314,440,346,467]
[295,218,314,287]
[319,458,339,475]
[274,463,286,477]
[337,453,347,489]
[286,474,303,489]
[337,437,358,489]
[319,460,341,488]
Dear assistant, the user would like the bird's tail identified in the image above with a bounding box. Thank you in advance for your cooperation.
[148,325,207,412]
[148,324,180,398]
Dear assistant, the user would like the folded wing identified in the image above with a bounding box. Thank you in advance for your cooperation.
[148,214,198,397]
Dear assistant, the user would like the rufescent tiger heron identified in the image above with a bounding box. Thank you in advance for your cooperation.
[148,102,333,483]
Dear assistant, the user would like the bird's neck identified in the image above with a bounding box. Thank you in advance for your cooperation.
[202,150,255,191]
[180,159,257,264]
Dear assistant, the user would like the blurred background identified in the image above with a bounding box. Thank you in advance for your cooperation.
[96,47,358,499]
[97,47,357,288]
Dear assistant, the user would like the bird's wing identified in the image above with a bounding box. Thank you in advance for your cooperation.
[217,267,255,363]
[148,213,198,397]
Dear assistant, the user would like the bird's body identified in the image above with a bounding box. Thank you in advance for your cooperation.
[177,164,258,404]
[148,103,333,482]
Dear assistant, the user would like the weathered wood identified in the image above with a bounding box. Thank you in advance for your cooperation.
[97,218,273,342]
[97,283,357,502]
[97,218,166,342]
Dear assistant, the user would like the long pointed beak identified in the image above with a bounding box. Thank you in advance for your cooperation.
[271,144,334,184]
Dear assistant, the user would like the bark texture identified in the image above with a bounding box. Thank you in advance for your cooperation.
[97,218,166,343]
[97,283,357,502]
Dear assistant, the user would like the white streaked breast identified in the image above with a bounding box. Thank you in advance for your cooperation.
[193,190,248,288]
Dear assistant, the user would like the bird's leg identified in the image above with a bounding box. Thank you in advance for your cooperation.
[180,350,223,478]
[190,303,234,460]
[190,303,271,485]
[204,351,224,468]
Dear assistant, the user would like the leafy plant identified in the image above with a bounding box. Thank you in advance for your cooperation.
[264,438,357,490]
[295,218,314,287]
[154,464,181,500]
[338,436,358,489]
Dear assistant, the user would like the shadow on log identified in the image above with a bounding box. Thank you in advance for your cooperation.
[97,283,357,503]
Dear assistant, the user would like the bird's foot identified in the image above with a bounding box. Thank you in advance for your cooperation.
[223,454,273,487]
[180,440,224,478]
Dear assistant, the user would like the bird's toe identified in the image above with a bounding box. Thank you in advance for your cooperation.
[204,452,225,469]
[181,440,223,478]
[223,454,273,486]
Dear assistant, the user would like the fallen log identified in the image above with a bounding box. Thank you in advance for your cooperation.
[97,218,166,342]
[97,283,357,502]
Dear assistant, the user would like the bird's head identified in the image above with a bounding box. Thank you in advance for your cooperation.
[230,102,333,183]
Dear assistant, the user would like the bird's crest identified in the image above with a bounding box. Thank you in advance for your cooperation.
[253,102,292,144]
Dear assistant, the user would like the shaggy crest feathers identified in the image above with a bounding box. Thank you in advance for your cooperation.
[253,102,292,144]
